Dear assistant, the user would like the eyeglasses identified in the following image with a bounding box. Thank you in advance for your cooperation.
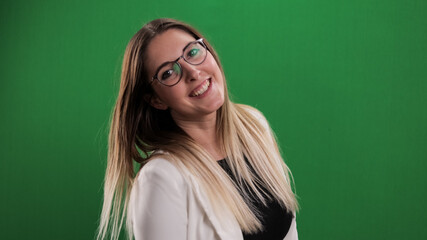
[151,38,208,87]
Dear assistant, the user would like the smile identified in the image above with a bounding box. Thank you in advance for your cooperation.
[190,79,211,97]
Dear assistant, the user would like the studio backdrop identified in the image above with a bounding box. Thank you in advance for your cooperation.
[1,0,426,239]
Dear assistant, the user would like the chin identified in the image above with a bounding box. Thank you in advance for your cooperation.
[212,98,225,112]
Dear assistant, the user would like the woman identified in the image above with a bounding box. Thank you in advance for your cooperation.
[97,18,299,240]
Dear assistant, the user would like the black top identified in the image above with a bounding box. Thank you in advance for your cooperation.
[217,159,293,240]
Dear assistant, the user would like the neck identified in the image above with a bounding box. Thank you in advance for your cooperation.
[173,112,225,161]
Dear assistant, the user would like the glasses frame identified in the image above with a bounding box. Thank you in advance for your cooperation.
[150,38,207,87]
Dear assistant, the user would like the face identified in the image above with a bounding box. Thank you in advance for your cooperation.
[146,29,225,122]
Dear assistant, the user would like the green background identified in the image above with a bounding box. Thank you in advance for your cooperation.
[1,0,426,239]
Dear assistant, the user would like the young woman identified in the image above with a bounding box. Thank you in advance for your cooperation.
[97,18,299,240]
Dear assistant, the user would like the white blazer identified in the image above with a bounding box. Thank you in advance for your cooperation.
[128,157,298,240]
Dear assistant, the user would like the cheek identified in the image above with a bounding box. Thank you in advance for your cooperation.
[204,54,223,81]
[154,84,186,105]
[205,54,220,70]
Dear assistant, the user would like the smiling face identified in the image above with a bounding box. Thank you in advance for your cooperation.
[146,29,225,122]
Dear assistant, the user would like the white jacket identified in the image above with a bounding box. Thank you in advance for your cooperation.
[128,157,298,240]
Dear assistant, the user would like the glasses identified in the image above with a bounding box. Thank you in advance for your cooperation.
[151,38,208,87]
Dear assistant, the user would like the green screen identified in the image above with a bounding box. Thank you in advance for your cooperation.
[1,0,426,239]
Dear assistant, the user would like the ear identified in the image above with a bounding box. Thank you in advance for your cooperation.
[147,95,168,110]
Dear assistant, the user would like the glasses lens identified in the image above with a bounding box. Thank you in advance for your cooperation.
[157,62,182,86]
[183,41,207,65]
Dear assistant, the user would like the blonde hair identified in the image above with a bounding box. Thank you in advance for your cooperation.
[97,18,298,240]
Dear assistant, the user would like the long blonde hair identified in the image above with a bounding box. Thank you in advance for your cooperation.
[97,18,298,240]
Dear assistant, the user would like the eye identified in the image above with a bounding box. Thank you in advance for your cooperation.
[159,63,181,81]
[187,48,200,58]
[160,69,174,80]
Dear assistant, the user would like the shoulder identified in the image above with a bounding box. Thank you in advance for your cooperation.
[235,104,262,116]
[135,156,187,190]
[235,104,270,130]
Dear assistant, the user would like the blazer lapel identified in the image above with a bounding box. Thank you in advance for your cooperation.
[187,175,243,240]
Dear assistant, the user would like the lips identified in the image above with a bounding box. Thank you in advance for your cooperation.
[189,79,211,97]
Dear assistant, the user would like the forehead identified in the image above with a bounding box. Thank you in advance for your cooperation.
[146,29,196,74]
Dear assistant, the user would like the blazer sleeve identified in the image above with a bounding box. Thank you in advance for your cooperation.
[130,158,188,240]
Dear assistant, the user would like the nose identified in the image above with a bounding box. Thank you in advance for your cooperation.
[179,59,201,82]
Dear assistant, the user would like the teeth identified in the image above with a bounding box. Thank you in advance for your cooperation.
[192,80,210,97]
